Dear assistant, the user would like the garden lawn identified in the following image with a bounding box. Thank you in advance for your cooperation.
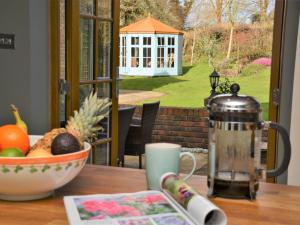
[120,61,270,119]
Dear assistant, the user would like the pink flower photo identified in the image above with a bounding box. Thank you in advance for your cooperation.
[74,192,176,221]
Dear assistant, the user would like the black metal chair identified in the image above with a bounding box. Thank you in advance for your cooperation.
[118,106,135,167]
[125,101,160,169]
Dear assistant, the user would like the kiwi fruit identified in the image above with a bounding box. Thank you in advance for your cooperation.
[51,133,81,155]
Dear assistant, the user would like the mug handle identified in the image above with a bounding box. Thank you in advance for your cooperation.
[179,152,197,181]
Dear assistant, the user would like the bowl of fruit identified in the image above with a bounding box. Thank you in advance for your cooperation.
[0,93,111,201]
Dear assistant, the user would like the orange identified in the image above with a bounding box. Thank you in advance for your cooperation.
[0,125,30,155]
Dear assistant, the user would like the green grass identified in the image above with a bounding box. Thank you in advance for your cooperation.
[120,60,271,119]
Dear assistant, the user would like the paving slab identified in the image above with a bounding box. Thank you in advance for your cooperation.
[119,89,165,105]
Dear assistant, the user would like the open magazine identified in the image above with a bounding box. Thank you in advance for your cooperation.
[64,173,227,225]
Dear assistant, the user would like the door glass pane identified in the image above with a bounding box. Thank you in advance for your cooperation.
[80,0,94,15]
[98,0,112,18]
[98,116,110,139]
[59,0,66,125]
[93,143,110,165]
[97,22,111,78]
[79,84,93,105]
[97,82,110,98]
[80,19,94,81]
[96,83,111,139]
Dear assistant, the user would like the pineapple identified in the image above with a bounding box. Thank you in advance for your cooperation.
[30,92,111,153]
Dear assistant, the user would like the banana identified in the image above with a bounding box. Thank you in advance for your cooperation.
[11,104,28,133]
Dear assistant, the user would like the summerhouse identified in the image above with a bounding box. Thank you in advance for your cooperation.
[119,16,183,76]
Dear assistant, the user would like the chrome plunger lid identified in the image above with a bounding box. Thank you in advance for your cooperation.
[207,83,261,113]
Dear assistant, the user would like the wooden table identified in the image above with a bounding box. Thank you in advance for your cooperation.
[0,165,300,225]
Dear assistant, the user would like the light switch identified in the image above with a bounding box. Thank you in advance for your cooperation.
[0,34,15,49]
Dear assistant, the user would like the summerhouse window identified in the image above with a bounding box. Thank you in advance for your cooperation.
[131,37,139,45]
[167,37,175,68]
[143,37,151,45]
[120,36,126,67]
[143,48,151,68]
[167,48,175,68]
[131,37,139,67]
[131,47,139,67]
[142,37,151,68]
[168,37,175,45]
[157,37,165,68]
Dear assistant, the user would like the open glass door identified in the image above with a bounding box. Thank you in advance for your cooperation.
[51,0,119,166]
[79,0,114,165]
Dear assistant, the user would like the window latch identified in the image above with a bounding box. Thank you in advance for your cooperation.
[272,88,280,106]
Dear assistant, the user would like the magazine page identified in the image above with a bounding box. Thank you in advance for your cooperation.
[160,173,227,225]
[64,191,196,225]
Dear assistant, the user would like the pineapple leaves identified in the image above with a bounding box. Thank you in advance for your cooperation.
[67,92,112,141]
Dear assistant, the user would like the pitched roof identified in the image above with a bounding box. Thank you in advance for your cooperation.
[120,16,183,35]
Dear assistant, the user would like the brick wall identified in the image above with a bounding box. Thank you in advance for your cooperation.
[122,105,269,149]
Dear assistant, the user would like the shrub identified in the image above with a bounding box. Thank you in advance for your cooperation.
[216,78,233,94]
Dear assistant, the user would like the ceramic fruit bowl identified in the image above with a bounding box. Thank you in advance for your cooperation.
[0,135,90,201]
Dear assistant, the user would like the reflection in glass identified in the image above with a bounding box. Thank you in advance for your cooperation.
[97,22,111,78]
[80,0,94,15]
[93,143,110,165]
[98,0,112,18]
[60,0,66,125]
[97,82,110,98]
[80,19,94,81]
[97,116,110,139]
[79,84,93,105]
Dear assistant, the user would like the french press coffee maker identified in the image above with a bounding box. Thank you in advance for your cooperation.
[207,84,291,200]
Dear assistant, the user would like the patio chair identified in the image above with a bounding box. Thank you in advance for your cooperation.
[125,101,160,169]
[118,106,136,167]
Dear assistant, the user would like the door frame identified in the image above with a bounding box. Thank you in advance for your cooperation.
[49,0,120,166]
[267,0,286,183]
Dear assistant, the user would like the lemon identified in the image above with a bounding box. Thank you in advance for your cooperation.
[26,148,53,157]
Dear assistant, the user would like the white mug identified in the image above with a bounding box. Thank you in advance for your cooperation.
[145,143,197,190]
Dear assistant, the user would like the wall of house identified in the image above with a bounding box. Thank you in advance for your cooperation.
[287,10,300,186]
[0,0,49,134]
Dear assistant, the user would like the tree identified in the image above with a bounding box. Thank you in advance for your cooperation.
[209,0,226,24]
[120,0,184,29]
[120,0,146,26]
[225,0,254,59]
[258,0,269,22]
[183,0,194,18]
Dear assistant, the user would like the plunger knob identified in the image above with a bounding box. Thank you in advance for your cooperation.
[230,83,240,96]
